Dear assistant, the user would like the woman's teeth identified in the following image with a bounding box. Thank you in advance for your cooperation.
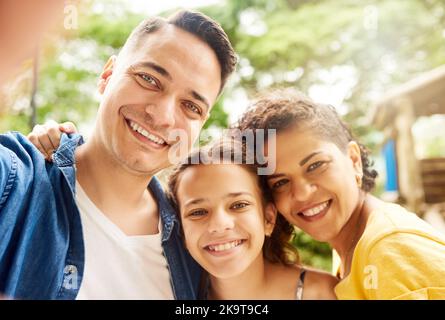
[300,201,329,217]
[129,121,165,145]
[207,240,243,252]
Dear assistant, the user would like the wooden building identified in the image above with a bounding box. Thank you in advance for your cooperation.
[371,65,445,220]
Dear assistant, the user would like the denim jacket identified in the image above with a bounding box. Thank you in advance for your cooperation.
[0,132,201,299]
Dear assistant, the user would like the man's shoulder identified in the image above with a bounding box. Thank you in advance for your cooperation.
[0,131,82,208]
[0,131,42,177]
[1,131,35,155]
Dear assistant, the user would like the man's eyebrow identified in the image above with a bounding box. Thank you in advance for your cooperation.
[133,61,172,80]
[190,90,210,112]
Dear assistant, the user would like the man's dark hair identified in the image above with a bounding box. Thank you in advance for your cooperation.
[126,10,237,93]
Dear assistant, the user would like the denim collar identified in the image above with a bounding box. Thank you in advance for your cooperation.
[52,133,84,194]
[148,176,180,243]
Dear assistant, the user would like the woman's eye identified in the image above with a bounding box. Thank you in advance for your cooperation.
[271,179,288,190]
[138,74,158,86]
[231,202,250,210]
[184,101,202,116]
[307,161,325,172]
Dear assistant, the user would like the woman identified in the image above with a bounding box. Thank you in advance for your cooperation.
[235,89,445,299]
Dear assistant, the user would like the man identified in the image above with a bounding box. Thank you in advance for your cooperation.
[0,10,236,299]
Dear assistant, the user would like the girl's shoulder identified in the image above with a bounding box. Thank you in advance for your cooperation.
[270,264,338,300]
[301,266,338,300]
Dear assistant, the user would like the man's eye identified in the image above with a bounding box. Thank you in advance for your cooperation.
[184,101,202,115]
[307,161,325,172]
[271,179,288,190]
[230,202,250,210]
[138,74,158,86]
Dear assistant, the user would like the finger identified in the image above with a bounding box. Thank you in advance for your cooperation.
[59,121,77,134]
[33,124,56,158]
[44,120,62,150]
[27,132,51,160]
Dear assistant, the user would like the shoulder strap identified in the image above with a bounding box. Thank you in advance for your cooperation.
[295,268,307,300]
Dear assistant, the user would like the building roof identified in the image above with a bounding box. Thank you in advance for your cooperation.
[371,65,445,130]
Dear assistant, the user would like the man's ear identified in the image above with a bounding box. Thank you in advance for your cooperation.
[264,202,278,236]
[97,55,116,94]
[347,141,363,174]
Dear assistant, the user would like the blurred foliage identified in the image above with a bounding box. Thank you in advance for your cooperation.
[1,0,445,270]
[292,229,333,271]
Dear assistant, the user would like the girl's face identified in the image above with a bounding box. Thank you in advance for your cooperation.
[177,164,276,279]
[266,126,362,243]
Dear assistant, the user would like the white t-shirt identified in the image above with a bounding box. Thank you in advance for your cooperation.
[75,182,174,300]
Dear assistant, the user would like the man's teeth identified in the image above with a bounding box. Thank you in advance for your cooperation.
[300,201,329,217]
[207,240,243,252]
[129,121,165,145]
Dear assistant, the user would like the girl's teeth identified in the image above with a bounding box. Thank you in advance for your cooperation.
[129,121,165,145]
[301,201,329,217]
[208,240,242,252]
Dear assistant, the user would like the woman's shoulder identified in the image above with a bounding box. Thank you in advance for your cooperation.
[360,199,445,252]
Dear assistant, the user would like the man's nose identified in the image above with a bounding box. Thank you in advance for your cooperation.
[146,95,176,128]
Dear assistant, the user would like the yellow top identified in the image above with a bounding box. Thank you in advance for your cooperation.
[334,202,445,300]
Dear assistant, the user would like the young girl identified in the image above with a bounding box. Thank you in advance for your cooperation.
[167,139,338,299]
[236,89,445,299]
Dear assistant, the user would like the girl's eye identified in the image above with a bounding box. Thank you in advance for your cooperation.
[271,179,289,190]
[138,74,158,87]
[307,161,325,172]
[230,202,250,210]
[188,209,208,217]
[184,101,202,116]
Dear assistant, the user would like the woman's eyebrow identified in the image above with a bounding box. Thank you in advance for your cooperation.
[299,151,321,166]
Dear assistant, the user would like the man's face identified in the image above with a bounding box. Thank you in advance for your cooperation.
[95,25,222,176]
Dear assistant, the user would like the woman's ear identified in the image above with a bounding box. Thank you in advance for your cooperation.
[347,141,363,174]
[264,202,278,236]
[97,55,116,94]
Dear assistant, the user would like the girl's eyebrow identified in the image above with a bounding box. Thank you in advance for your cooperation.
[184,198,208,208]
[183,192,254,208]
[224,192,254,199]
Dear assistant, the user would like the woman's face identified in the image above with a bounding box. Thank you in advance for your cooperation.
[177,164,276,279]
[266,126,362,243]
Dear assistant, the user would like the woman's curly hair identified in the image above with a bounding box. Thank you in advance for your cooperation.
[233,89,378,192]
